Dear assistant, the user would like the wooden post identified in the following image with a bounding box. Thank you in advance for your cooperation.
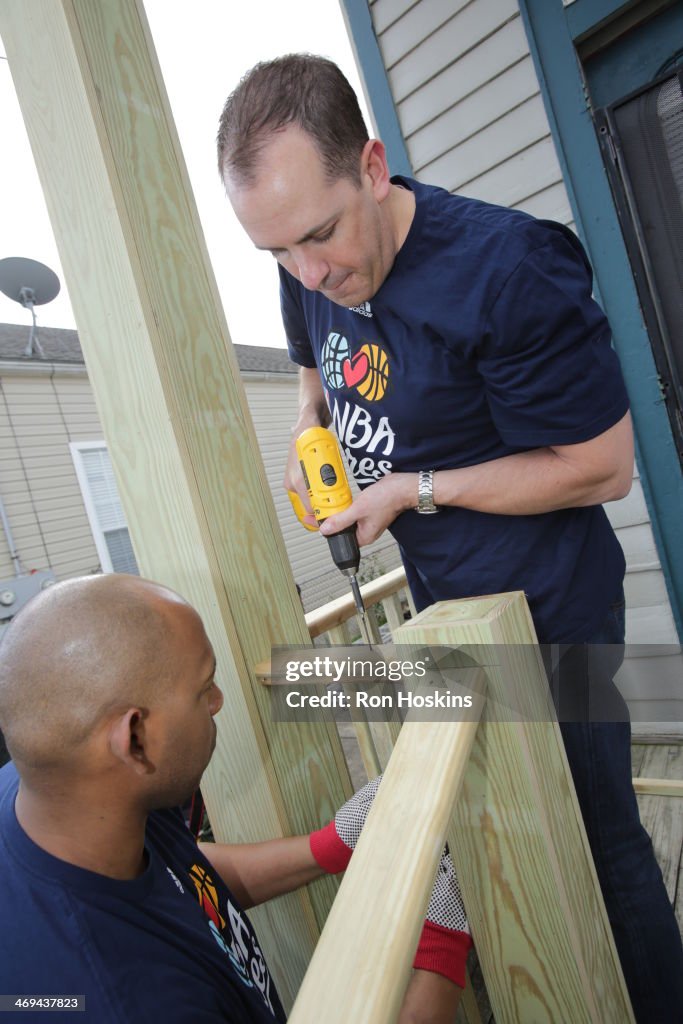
[289,672,486,1024]
[0,0,351,1005]
[394,593,635,1024]
[382,592,406,636]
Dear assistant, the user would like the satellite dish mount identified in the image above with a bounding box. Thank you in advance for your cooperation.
[0,257,61,357]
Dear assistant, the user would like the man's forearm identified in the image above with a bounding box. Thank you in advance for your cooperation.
[433,442,630,516]
[320,413,634,546]
[432,412,634,515]
[295,365,329,430]
[398,970,462,1024]
[199,835,323,909]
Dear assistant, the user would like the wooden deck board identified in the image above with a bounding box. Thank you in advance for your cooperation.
[632,742,683,935]
[337,733,683,1020]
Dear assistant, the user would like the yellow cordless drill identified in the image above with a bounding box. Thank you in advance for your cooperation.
[289,426,372,644]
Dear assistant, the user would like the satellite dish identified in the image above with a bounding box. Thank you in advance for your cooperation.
[0,257,61,357]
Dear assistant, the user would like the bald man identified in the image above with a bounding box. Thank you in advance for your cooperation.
[0,574,469,1023]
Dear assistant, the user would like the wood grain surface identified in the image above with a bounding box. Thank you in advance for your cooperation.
[289,671,485,1023]
[394,593,635,1024]
[0,0,352,1005]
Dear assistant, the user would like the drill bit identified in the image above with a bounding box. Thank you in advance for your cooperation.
[348,573,373,646]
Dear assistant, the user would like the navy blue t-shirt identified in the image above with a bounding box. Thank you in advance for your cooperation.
[0,763,285,1023]
[281,177,629,643]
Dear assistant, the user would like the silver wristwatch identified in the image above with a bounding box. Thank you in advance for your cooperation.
[416,470,439,514]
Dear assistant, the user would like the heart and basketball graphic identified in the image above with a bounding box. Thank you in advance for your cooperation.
[321,331,389,401]
[343,350,369,387]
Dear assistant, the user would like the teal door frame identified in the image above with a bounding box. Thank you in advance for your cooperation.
[512,0,683,640]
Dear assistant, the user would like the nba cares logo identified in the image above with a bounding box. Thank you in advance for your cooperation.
[321,331,389,402]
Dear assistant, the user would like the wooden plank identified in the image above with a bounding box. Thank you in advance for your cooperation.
[289,671,486,1024]
[0,0,352,1007]
[633,777,683,797]
[327,621,384,779]
[634,736,683,746]
[394,593,635,1024]
[344,706,383,780]
[405,586,418,618]
[305,566,407,638]
[364,604,384,644]
[630,742,649,777]
[457,974,485,1024]
[634,745,683,904]
[381,592,405,635]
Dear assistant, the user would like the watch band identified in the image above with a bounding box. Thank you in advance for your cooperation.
[416,469,439,514]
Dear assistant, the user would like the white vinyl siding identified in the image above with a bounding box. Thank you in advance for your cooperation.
[0,372,101,579]
[0,360,400,613]
[374,2,573,220]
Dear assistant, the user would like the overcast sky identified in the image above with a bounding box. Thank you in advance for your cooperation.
[0,0,371,348]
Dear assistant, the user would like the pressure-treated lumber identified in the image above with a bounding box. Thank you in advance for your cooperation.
[632,742,683,907]
[394,594,635,1024]
[289,671,486,1024]
[633,778,683,797]
[457,975,484,1024]
[0,0,351,1005]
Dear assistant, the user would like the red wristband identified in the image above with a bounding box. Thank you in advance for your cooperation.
[309,820,354,874]
[413,921,472,989]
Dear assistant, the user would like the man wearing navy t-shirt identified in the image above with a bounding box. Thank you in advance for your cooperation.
[217,54,683,1022]
[0,574,470,1023]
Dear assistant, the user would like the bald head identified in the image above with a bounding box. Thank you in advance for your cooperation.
[0,575,199,775]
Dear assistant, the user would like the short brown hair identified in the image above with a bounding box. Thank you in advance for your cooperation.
[217,53,369,188]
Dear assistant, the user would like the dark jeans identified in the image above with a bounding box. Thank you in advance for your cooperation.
[553,597,683,1022]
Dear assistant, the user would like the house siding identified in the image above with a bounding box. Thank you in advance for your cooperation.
[0,360,401,617]
[375,2,572,218]
[0,371,101,580]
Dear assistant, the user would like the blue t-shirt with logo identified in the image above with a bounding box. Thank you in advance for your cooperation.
[0,763,285,1023]
[281,177,629,643]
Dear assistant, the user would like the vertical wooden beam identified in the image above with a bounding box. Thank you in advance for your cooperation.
[289,673,485,1024]
[394,593,635,1024]
[0,0,351,1005]
[382,592,406,636]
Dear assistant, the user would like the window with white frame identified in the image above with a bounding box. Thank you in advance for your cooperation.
[69,442,139,575]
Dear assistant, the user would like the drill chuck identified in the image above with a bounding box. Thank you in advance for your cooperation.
[325,525,361,575]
